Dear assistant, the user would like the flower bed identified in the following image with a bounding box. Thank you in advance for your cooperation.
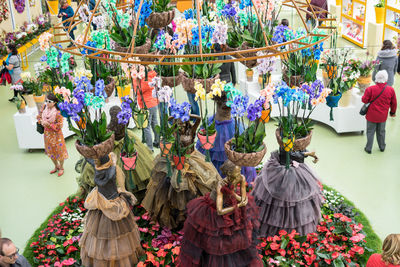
[24,186,381,266]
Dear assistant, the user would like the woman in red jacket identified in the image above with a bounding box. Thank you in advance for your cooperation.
[362,70,397,154]
[366,234,400,267]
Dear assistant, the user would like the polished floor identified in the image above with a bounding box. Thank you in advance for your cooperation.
[0,42,399,252]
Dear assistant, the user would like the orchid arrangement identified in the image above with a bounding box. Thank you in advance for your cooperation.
[169,98,193,158]
[57,76,112,147]
[272,81,330,156]
[117,96,137,158]
[355,57,379,77]
[20,71,40,95]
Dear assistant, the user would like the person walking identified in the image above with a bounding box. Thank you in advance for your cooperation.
[4,44,22,102]
[367,234,400,267]
[362,70,397,154]
[37,94,68,176]
[58,0,76,46]
[372,40,398,87]
[133,70,160,152]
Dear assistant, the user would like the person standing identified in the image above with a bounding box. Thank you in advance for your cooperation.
[213,44,237,85]
[0,238,31,267]
[133,70,160,152]
[362,70,397,154]
[58,0,76,46]
[4,44,22,102]
[37,94,68,176]
[372,40,398,87]
[366,234,400,267]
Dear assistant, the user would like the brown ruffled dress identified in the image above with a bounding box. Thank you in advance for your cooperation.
[142,150,221,230]
[79,153,144,266]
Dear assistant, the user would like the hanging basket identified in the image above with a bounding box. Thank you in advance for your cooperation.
[282,71,304,87]
[121,151,138,170]
[173,155,186,170]
[275,128,312,152]
[181,74,220,94]
[105,77,116,98]
[259,107,271,123]
[133,111,149,129]
[224,138,267,167]
[75,134,115,159]
[161,73,182,87]
[326,93,342,108]
[145,10,175,29]
[197,132,217,150]
[239,42,258,69]
[160,141,173,157]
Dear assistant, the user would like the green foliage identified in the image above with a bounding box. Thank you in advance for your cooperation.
[155,114,177,143]
[232,121,265,153]
[14,96,25,110]
[199,119,216,136]
[375,0,384,7]
[282,51,305,77]
[22,80,39,95]
[122,128,136,157]
[154,64,180,78]
[151,0,173,12]
[279,116,314,140]
[110,25,148,48]
[181,62,222,79]
[227,31,243,49]
[242,24,267,48]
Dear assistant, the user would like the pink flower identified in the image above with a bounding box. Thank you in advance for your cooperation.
[350,233,365,243]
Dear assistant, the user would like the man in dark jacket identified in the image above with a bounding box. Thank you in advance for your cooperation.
[214,44,237,85]
[362,70,397,154]
[0,238,31,267]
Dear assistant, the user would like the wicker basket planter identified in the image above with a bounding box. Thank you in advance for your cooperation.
[75,134,115,159]
[224,138,267,167]
[275,129,312,152]
[181,74,220,94]
[146,10,175,29]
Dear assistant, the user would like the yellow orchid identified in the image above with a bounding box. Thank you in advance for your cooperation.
[210,79,226,98]
[194,82,206,101]
[207,92,214,99]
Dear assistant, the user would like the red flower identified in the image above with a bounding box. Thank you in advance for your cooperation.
[270,242,280,250]
[66,245,78,254]
[279,230,287,236]
[306,248,314,255]
[351,245,364,255]
[332,252,340,259]
[278,249,286,257]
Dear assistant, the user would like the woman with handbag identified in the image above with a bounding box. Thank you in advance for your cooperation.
[4,44,22,102]
[37,94,68,176]
[362,70,397,154]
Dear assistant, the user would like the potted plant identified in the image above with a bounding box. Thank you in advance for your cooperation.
[146,0,174,29]
[181,63,221,93]
[356,57,379,93]
[246,68,254,82]
[257,52,277,88]
[375,0,385,24]
[224,94,267,167]
[14,96,26,114]
[21,72,39,109]
[152,30,183,87]
[272,81,331,168]
[57,76,115,160]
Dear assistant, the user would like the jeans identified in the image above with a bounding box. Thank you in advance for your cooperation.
[365,121,386,151]
[143,106,160,150]
[186,92,200,116]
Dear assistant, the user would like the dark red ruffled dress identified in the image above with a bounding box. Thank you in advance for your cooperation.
[178,186,262,267]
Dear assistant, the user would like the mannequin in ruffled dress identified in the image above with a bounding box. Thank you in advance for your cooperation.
[79,152,144,266]
[142,114,221,230]
[252,147,323,237]
[178,160,262,267]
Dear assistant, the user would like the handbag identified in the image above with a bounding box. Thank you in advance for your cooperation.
[360,85,387,116]
[36,122,44,134]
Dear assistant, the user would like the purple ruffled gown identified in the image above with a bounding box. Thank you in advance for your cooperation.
[251,151,323,237]
[196,116,257,183]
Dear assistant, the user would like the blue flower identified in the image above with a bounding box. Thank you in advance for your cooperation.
[117,109,132,124]
[95,79,106,98]
[184,9,194,19]
[170,97,191,122]
[40,55,47,62]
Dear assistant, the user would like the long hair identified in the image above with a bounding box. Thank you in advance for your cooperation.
[7,44,18,55]
[382,40,394,50]
[382,234,400,265]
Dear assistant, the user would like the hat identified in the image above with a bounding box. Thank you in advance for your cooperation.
[375,70,388,83]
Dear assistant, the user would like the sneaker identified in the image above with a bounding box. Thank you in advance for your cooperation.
[67,43,73,48]
[153,142,160,148]
[8,97,15,102]
[364,147,371,154]
[380,148,385,152]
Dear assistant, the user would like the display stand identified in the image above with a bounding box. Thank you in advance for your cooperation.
[383,0,400,43]
[341,0,368,47]
[238,64,366,134]
[13,96,134,151]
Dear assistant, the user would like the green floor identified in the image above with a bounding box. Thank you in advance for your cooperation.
[1,41,399,252]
